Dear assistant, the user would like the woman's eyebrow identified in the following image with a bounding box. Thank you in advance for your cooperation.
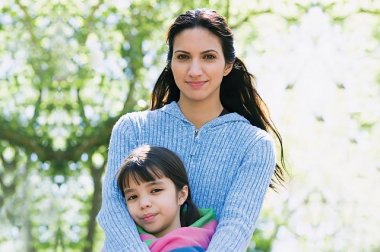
[201,49,218,54]
[173,49,218,54]
[173,50,189,54]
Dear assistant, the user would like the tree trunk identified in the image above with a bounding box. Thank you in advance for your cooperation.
[83,164,104,252]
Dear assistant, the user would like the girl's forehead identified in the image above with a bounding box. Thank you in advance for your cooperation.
[124,165,163,184]
[127,174,159,186]
[125,176,174,191]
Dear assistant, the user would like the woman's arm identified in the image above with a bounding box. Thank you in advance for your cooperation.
[97,115,150,251]
[206,133,276,252]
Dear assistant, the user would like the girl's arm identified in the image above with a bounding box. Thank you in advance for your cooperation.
[97,115,150,251]
[206,133,276,252]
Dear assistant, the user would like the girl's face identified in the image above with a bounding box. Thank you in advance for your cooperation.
[124,176,188,237]
[171,27,232,106]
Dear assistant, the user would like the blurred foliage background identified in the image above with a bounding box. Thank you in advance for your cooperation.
[0,0,379,251]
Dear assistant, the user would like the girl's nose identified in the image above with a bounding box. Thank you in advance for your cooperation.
[140,196,152,209]
[188,60,202,77]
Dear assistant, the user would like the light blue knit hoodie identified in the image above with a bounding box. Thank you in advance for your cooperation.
[97,101,276,252]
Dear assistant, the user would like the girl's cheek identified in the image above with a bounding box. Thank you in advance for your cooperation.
[127,204,135,213]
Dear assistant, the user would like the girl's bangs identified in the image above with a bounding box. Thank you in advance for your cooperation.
[124,164,164,188]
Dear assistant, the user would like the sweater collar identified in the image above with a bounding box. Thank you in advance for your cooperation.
[159,101,249,129]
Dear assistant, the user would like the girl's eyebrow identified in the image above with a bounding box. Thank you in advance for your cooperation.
[124,188,134,194]
[124,180,165,193]
[146,180,165,186]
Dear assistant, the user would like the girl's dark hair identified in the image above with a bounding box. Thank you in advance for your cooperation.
[151,9,287,189]
[116,145,200,227]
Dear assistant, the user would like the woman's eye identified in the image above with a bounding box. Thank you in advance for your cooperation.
[126,195,137,201]
[177,54,189,60]
[204,54,216,60]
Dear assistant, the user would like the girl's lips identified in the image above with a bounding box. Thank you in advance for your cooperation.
[142,213,157,223]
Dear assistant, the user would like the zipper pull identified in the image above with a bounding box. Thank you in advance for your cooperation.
[191,130,200,156]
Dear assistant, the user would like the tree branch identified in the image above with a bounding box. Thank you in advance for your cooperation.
[31,87,42,125]
[82,0,105,34]
[230,9,272,29]
[225,0,230,23]
[76,87,89,126]
[14,0,41,47]
[0,115,116,164]
[359,8,380,15]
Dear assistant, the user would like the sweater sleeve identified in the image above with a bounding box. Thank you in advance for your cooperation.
[206,133,276,252]
[96,115,150,252]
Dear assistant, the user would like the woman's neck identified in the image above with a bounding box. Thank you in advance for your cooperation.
[178,99,224,129]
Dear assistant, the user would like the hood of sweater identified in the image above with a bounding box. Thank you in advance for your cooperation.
[158,101,250,130]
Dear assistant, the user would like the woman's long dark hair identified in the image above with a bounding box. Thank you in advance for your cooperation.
[116,145,200,227]
[151,9,287,189]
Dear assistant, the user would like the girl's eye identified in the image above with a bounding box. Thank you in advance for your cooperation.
[203,54,216,60]
[151,188,163,193]
[126,195,137,201]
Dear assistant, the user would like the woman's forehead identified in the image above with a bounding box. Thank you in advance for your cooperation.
[173,27,222,52]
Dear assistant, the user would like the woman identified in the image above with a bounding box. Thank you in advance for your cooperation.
[97,8,286,251]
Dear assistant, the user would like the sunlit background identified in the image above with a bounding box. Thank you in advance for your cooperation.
[0,0,379,251]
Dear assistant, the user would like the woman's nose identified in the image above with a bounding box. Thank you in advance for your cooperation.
[188,60,202,77]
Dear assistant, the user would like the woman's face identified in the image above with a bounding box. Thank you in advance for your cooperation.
[171,27,232,105]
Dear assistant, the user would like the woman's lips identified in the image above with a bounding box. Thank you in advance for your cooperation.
[186,81,207,88]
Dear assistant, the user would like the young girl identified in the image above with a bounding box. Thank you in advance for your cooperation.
[98,8,287,251]
[116,145,217,252]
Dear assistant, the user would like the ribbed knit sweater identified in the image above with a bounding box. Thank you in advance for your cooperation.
[97,101,276,252]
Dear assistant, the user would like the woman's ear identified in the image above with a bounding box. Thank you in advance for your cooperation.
[223,63,233,76]
[178,185,189,205]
